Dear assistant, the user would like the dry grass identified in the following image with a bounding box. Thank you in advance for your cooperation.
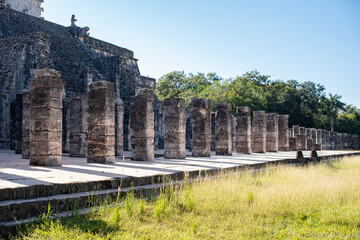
[15,156,360,239]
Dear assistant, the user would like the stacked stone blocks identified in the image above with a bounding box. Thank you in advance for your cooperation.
[215,103,232,155]
[235,106,252,154]
[278,115,289,151]
[30,69,64,167]
[87,81,115,164]
[252,111,266,153]
[266,113,278,152]
[22,92,30,159]
[192,98,212,157]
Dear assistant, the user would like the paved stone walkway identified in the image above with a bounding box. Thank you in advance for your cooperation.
[0,150,358,190]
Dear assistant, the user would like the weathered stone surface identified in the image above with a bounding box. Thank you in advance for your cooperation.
[192,98,211,157]
[130,89,154,161]
[211,112,216,151]
[115,99,124,156]
[164,98,186,159]
[235,106,252,154]
[296,134,307,151]
[22,92,30,159]
[306,138,314,151]
[30,69,64,167]
[292,125,300,136]
[69,94,88,157]
[252,111,266,153]
[14,94,23,154]
[88,81,115,164]
[278,115,289,151]
[215,103,232,155]
[266,113,278,152]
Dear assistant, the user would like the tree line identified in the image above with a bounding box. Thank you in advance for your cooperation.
[155,70,360,135]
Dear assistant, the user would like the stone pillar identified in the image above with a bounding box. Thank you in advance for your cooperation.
[231,115,236,152]
[62,99,70,153]
[30,69,64,167]
[192,98,212,157]
[185,108,192,150]
[130,89,154,161]
[306,138,313,150]
[306,128,311,139]
[292,125,300,136]
[296,127,307,151]
[211,113,216,151]
[15,94,23,154]
[22,92,31,159]
[278,114,289,151]
[235,106,252,154]
[69,94,88,157]
[336,132,341,150]
[164,98,186,159]
[215,103,232,155]
[252,111,266,153]
[266,113,278,152]
[289,137,297,151]
[321,130,327,150]
[115,99,124,156]
[88,81,115,164]
[324,130,330,150]
[329,131,335,150]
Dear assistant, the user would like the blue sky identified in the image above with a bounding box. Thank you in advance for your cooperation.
[42,0,360,107]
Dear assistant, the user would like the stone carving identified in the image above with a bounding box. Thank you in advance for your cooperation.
[71,14,77,27]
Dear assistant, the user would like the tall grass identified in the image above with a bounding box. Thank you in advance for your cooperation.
[15,157,360,239]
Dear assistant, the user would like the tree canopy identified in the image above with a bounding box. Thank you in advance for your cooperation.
[155,70,359,135]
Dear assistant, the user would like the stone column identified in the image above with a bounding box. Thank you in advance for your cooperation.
[324,130,330,150]
[278,114,289,151]
[289,137,297,151]
[266,113,278,152]
[321,130,327,150]
[292,125,300,136]
[296,127,307,150]
[115,99,124,156]
[164,98,186,159]
[211,113,216,151]
[235,106,252,154]
[130,89,154,161]
[306,138,313,150]
[192,98,212,157]
[88,81,115,164]
[22,92,31,159]
[69,94,88,157]
[185,108,192,150]
[30,69,64,167]
[15,94,23,154]
[215,103,232,155]
[316,129,322,150]
[329,131,335,150]
[252,111,266,153]
[62,99,70,153]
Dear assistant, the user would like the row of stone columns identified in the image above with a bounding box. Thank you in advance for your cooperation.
[13,69,360,167]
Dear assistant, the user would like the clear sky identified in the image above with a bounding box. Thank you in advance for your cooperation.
[42,0,360,107]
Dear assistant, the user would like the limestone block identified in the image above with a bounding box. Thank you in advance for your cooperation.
[22,92,31,159]
[289,137,297,151]
[15,94,23,154]
[235,106,252,154]
[252,111,266,153]
[115,99,124,156]
[296,134,307,151]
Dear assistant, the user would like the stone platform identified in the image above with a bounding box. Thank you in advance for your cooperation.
[0,149,359,237]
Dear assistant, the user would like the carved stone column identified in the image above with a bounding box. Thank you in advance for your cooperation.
[22,92,31,159]
[278,115,289,151]
[115,99,124,156]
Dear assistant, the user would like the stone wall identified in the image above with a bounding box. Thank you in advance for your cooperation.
[4,0,43,18]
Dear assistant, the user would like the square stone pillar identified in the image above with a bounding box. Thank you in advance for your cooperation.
[289,137,297,151]
[15,94,23,154]
[192,98,212,157]
[88,81,115,164]
[130,89,155,161]
[211,113,216,151]
[292,125,300,136]
[278,114,289,151]
[296,127,307,150]
[164,98,186,159]
[22,92,31,159]
[266,113,278,152]
[235,106,252,154]
[69,94,88,157]
[329,131,335,150]
[306,138,313,150]
[30,69,64,167]
[115,99,124,156]
[185,109,192,150]
[215,103,232,155]
[252,110,266,153]
[306,128,311,139]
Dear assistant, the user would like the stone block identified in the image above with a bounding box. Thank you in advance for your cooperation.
[266,113,278,152]
[252,110,266,153]
[278,115,289,151]
[192,98,212,157]
[215,103,232,156]
[289,137,297,151]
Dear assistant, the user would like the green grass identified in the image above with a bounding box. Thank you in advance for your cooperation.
[13,157,360,239]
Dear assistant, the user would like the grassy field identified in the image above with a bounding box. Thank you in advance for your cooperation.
[14,157,360,239]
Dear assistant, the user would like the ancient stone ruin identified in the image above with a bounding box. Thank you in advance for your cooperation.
[192,98,212,157]
[252,111,266,153]
[235,106,252,154]
[215,103,232,155]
